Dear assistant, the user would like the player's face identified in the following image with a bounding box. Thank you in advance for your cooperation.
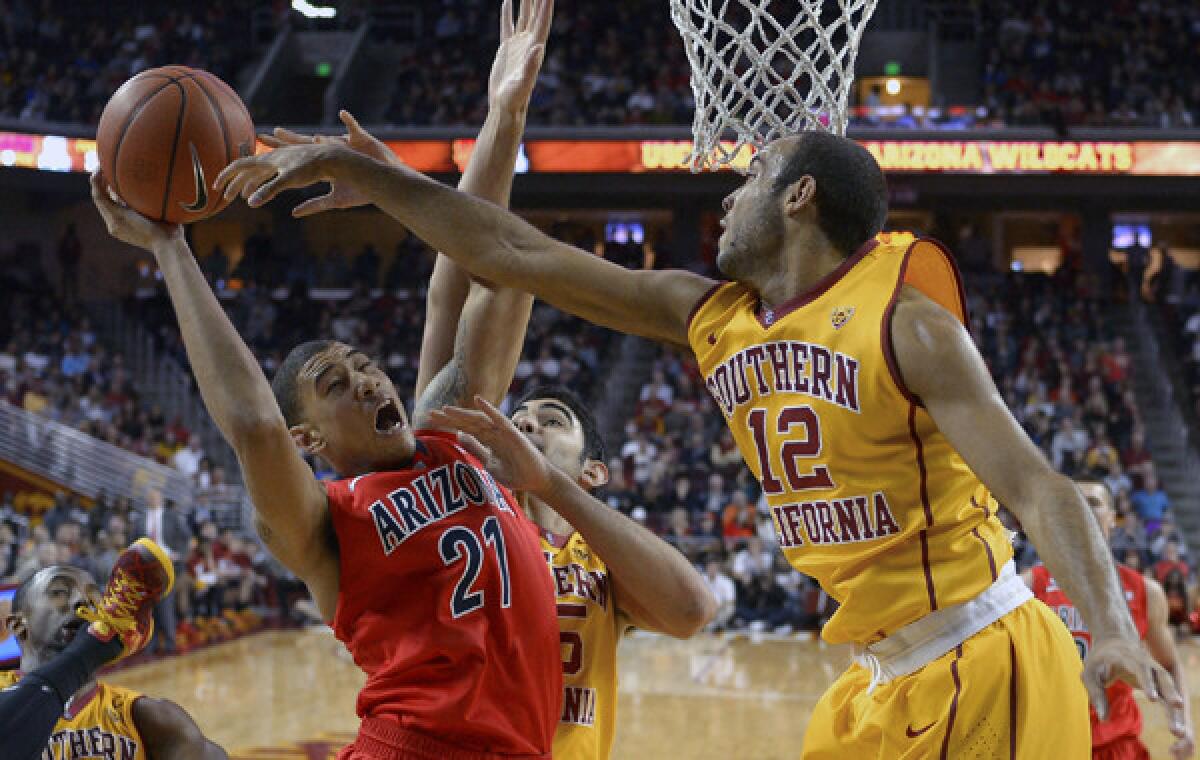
[9,567,99,661]
[1078,483,1114,541]
[512,399,587,481]
[717,138,802,281]
[296,343,416,474]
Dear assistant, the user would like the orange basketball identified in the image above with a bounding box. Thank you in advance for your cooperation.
[97,66,255,224]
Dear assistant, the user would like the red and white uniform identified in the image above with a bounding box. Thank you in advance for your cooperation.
[1031,563,1150,759]
[326,431,560,758]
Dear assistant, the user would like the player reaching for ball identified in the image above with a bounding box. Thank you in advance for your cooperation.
[215,125,1186,757]
[92,2,564,758]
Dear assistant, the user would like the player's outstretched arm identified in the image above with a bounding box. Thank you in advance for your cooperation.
[889,285,1184,720]
[90,174,336,616]
[214,144,717,347]
[133,697,228,760]
[1144,577,1194,759]
[431,397,718,637]
[415,0,550,404]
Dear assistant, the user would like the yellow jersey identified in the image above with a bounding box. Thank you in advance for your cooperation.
[687,234,1012,645]
[0,670,147,760]
[542,531,626,760]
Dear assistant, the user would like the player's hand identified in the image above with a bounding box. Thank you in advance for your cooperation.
[257,110,399,216]
[1084,637,1186,737]
[429,395,554,495]
[487,0,553,116]
[213,140,356,212]
[90,171,184,252]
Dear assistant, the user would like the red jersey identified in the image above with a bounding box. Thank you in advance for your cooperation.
[1031,563,1149,748]
[325,431,560,757]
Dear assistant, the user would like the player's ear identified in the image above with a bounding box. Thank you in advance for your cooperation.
[5,612,27,642]
[782,174,816,219]
[580,458,609,489]
[290,424,326,454]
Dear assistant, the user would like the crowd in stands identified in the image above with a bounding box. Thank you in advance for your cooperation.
[2,0,1196,131]
[0,0,264,124]
[391,0,1199,131]
[973,0,1199,130]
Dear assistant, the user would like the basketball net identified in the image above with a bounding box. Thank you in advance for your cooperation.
[670,0,879,171]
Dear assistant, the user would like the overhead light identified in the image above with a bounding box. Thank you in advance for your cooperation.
[292,0,337,19]
[885,78,901,96]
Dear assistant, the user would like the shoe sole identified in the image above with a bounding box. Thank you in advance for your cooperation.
[131,537,177,598]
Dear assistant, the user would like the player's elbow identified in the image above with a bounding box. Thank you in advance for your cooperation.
[667,584,719,639]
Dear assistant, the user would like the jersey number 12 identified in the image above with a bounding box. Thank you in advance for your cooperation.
[747,406,835,494]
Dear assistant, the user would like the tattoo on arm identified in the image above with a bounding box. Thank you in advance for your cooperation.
[413,320,471,427]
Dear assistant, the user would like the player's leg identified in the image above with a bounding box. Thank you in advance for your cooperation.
[1003,600,1092,758]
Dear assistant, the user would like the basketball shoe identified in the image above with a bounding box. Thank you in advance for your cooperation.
[77,538,176,661]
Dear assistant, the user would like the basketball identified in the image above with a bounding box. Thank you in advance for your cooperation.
[97,66,255,224]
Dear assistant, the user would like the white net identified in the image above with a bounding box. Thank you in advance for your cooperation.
[670,0,879,171]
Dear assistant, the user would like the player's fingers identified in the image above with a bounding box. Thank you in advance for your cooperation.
[521,44,545,80]
[258,134,286,148]
[1084,670,1110,721]
[1135,661,1161,702]
[223,166,271,202]
[1154,664,1185,708]
[273,127,315,144]
[534,0,554,43]
[472,395,512,427]
[291,192,337,218]
[339,109,365,137]
[455,432,491,462]
[213,155,264,193]
[500,0,514,39]
[247,172,297,207]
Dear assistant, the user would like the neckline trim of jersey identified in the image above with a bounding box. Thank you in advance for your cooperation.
[754,238,879,329]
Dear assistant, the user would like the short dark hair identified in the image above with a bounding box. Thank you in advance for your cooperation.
[772,132,888,257]
[271,340,333,427]
[515,385,606,463]
[1075,479,1115,508]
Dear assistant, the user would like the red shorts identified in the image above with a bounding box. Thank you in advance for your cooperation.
[1093,736,1150,760]
[336,718,551,760]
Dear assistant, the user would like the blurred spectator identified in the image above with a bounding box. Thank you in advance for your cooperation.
[702,556,736,632]
[137,490,190,654]
[172,436,206,479]
[1131,471,1170,534]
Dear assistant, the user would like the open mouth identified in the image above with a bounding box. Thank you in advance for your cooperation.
[57,617,86,647]
[374,399,405,435]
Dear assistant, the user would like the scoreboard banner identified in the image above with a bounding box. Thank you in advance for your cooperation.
[2,130,1199,176]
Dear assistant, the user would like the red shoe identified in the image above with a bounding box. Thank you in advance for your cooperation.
[78,538,175,661]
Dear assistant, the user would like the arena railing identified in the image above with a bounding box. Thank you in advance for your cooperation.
[0,400,249,531]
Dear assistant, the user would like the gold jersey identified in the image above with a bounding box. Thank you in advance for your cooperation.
[687,234,1012,645]
[0,670,146,760]
[541,531,626,760]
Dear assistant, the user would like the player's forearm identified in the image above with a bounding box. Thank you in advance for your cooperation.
[1020,474,1139,641]
[536,469,717,637]
[415,109,527,397]
[151,239,285,444]
[458,108,525,206]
